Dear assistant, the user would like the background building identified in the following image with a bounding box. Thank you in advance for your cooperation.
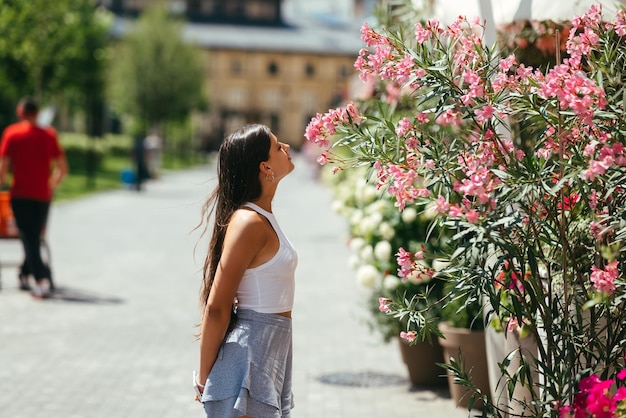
[104,0,370,149]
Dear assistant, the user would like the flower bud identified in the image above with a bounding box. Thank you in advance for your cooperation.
[356,264,381,288]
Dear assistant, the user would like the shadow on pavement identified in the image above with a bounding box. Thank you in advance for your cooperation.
[316,370,408,388]
[47,286,124,304]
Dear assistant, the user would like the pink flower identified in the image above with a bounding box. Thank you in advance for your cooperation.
[414,22,431,44]
[436,109,461,128]
[475,104,495,124]
[415,112,429,124]
[316,154,328,166]
[400,331,417,342]
[378,297,391,313]
[616,9,626,36]
[396,247,414,279]
[304,104,362,151]
[465,209,480,224]
[426,19,443,34]
[448,205,463,218]
[507,317,519,333]
[360,22,388,47]
[590,260,619,294]
[499,54,516,72]
[395,117,412,137]
[434,195,449,214]
[558,405,572,418]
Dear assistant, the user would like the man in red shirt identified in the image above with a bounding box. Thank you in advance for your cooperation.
[0,97,68,298]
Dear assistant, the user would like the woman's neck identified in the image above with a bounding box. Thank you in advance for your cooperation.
[251,195,273,213]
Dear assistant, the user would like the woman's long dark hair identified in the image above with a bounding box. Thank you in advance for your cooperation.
[198,124,271,308]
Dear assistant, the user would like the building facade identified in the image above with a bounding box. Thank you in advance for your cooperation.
[196,42,355,149]
[103,0,364,148]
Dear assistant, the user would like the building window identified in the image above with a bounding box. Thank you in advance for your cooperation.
[231,59,242,75]
[226,88,248,108]
[338,65,350,79]
[246,0,277,20]
[305,63,315,78]
[269,114,279,134]
[301,91,318,114]
[200,0,216,14]
[224,0,245,17]
[268,61,279,76]
[263,89,281,109]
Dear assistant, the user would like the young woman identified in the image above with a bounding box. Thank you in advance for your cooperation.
[195,124,297,418]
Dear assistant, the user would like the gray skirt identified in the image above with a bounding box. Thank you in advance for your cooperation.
[201,309,293,418]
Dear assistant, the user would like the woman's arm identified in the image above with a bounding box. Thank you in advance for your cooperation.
[197,210,267,390]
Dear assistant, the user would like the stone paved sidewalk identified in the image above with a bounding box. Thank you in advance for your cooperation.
[0,155,469,418]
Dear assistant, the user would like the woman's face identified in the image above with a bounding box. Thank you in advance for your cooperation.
[265,133,294,180]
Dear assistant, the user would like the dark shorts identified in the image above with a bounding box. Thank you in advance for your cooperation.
[201,309,294,418]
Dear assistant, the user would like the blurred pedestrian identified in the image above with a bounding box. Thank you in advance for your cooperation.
[144,129,162,179]
[194,124,297,417]
[0,97,68,298]
[131,135,149,191]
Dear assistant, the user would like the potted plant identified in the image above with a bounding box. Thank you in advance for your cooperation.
[305,2,626,415]
[321,162,448,388]
[437,279,489,409]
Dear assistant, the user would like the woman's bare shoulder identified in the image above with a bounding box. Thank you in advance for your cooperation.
[227,208,267,239]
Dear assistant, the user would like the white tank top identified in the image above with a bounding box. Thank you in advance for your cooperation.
[236,202,297,313]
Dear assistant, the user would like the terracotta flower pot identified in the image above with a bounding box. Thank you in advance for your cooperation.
[397,337,447,389]
[438,322,491,410]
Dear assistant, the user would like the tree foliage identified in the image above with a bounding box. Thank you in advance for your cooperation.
[0,0,110,129]
[108,4,206,133]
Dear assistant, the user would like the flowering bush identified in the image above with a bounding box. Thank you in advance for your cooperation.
[561,370,626,418]
[306,3,626,416]
[321,163,448,342]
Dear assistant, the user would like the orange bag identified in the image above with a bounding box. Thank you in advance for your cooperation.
[0,191,19,238]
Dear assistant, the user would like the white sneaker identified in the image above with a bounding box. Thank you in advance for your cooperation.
[27,276,42,298]
[27,277,51,299]
[39,279,51,298]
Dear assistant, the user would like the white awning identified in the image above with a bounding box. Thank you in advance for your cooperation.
[435,0,626,25]
[434,0,626,46]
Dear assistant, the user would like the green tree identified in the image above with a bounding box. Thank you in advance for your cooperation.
[0,0,110,129]
[108,4,206,134]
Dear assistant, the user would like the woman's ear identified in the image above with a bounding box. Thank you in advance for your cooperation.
[259,162,271,174]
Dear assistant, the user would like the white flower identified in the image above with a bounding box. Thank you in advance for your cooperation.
[379,222,395,240]
[359,245,375,264]
[401,207,418,223]
[331,200,344,214]
[357,184,378,205]
[360,213,383,236]
[350,209,364,226]
[355,179,378,205]
[421,202,439,221]
[356,264,381,288]
[367,199,387,215]
[349,237,366,253]
[383,274,401,290]
[348,254,361,270]
[374,240,392,261]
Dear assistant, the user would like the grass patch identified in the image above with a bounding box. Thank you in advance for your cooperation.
[54,153,129,201]
[54,132,208,202]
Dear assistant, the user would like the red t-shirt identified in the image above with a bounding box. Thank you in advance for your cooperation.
[0,121,64,201]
